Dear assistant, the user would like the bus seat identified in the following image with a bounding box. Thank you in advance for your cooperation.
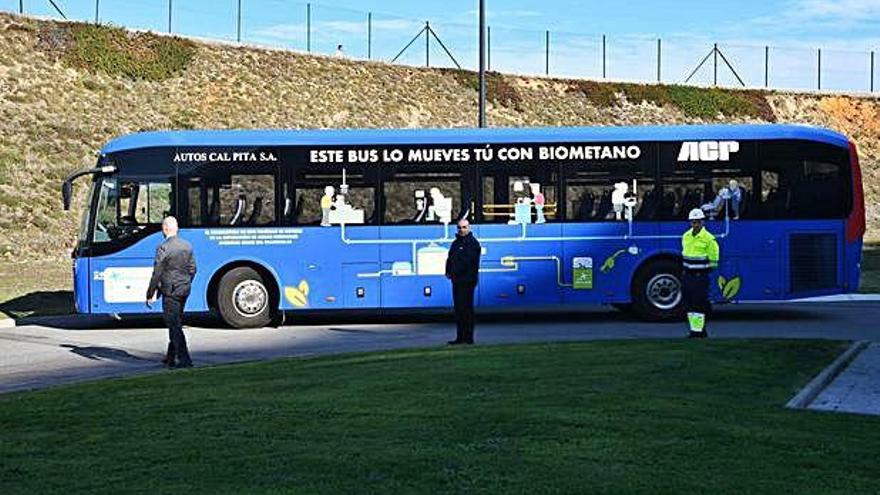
[577,192,595,220]
[593,190,613,220]
[658,191,676,218]
[208,193,221,225]
[230,195,247,225]
[681,189,700,215]
[245,197,263,226]
[635,189,658,220]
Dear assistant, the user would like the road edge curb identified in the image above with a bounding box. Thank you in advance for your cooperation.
[0,318,15,329]
[786,340,870,410]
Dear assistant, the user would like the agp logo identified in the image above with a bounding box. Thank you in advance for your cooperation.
[677,141,740,162]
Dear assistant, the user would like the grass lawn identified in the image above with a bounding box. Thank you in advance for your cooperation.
[859,243,880,293]
[1,340,878,494]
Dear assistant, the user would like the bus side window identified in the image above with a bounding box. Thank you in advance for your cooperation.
[658,141,756,221]
[383,170,463,225]
[293,169,376,226]
[757,141,850,220]
[481,171,557,224]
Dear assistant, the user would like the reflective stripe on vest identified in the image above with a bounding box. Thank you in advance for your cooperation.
[683,256,711,270]
[682,228,719,270]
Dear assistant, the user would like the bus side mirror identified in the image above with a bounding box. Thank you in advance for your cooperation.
[62,180,73,211]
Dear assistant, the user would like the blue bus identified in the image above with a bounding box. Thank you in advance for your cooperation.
[62,124,866,328]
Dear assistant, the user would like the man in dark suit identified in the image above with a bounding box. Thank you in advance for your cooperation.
[445,218,481,345]
[147,216,197,368]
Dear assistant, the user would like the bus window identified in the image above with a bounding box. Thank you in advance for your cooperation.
[185,173,276,227]
[222,175,274,226]
[383,170,464,225]
[93,177,172,243]
[564,161,654,222]
[294,169,376,226]
[481,168,558,224]
[756,141,851,219]
[658,141,756,220]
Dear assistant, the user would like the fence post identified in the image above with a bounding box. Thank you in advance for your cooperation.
[713,43,718,86]
[871,51,875,93]
[764,46,769,88]
[168,0,172,33]
[817,48,821,90]
[602,34,606,78]
[306,3,311,52]
[236,0,242,42]
[425,21,430,67]
[94,0,99,23]
[545,30,550,75]
[20,0,23,14]
[656,38,661,82]
[367,12,371,60]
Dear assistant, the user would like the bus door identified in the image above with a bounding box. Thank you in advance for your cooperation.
[89,172,175,314]
[563,142,659,304]
[477,163,562,308]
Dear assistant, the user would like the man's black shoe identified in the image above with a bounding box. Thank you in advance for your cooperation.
[447,340,464,345]
[687,332,701,339]
[172,362,193,369]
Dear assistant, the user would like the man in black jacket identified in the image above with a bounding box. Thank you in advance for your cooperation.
[445,218,481,345]
[146,216,197,368]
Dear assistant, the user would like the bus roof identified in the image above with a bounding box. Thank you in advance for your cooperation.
[101,124,850,154]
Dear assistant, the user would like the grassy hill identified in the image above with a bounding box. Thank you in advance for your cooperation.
[0,12,878,263]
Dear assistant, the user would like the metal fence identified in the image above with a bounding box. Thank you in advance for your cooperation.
[6,0,879,93]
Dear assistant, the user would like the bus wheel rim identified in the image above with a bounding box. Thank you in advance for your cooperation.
[646,273,681,311]
[232,279,268,317]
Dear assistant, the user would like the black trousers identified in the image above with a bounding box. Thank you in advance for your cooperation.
[682,270,710,327]
[452,282,476,343]
[162,295,192,365]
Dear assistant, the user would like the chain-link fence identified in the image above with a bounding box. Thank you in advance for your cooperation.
[5,0,879,93]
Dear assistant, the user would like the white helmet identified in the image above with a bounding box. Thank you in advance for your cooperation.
[688,208,706,221]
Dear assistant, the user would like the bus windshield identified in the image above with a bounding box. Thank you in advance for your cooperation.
[92,176,173,244]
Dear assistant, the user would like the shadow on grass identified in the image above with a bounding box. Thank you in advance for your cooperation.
[0,290,75,320]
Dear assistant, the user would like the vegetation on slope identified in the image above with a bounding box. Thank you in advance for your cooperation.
[0,12,877,266]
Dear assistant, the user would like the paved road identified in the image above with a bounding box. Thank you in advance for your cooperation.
[2,302,880,394]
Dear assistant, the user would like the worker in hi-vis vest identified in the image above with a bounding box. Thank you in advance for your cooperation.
[682,208,719,338]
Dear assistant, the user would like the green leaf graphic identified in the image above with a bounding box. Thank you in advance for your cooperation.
[717,275,727,291]
[722,276,741,300]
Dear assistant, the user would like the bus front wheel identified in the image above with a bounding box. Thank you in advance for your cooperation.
[632,259,685,322]
[217,267,274,329]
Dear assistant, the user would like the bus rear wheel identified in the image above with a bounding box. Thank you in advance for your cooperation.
[217,267,274,329]
[632,259,685,322]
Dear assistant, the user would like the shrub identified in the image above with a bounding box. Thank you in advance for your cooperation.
[565,79,775,120]
[59,23,195,81]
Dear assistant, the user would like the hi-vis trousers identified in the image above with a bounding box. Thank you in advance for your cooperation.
[682,269,710,336]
